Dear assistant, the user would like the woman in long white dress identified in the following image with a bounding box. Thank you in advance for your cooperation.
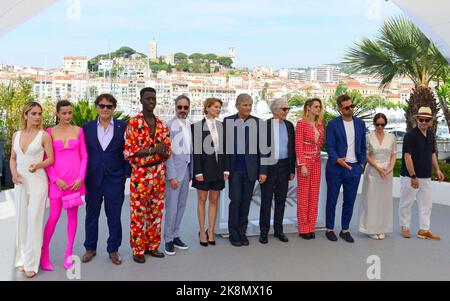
[359,113,397,240]
[10,102,54,278]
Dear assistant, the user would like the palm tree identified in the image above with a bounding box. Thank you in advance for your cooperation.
[344,16,449,132]
[435,66,450,133]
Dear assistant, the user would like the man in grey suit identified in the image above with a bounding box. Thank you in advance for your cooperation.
[163,95,193,255]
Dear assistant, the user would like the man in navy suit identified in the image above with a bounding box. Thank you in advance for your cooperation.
[224,94,268,247]
[81,94,130,264]
[325,94,366,243]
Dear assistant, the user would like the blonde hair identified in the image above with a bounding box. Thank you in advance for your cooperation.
[303,98,323,123]
[21,102,43,130]
[203,98,223,115]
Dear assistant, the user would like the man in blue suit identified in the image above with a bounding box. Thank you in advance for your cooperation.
[325,94,366,243]
[82,94,130,264]
[224,94,268,247]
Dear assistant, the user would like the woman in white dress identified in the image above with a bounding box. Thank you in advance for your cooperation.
[10,102,54,278]
[359,113,397,240]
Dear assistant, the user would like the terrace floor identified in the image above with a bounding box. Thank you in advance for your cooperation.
[1,187,450,281]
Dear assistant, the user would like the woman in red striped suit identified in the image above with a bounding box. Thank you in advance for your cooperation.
[295,98,324,240]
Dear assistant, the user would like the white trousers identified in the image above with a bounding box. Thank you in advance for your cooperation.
[14,174,48,273]
[399,176,432,231]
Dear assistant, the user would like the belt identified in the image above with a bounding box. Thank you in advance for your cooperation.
[140,160,163,168]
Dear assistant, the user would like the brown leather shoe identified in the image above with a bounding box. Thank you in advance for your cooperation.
[109,252,122,265]
[82,250,97,263]
[401,227,411,239]
[145,249,165,258]
[133,254,146,264]
[417,229,441,240]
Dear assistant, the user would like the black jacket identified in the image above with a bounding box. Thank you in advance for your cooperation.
[191,118,227,182]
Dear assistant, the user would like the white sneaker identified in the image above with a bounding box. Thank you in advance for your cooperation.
[369,234,380,240]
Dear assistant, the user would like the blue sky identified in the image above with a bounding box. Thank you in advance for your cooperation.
[0,0,403,69]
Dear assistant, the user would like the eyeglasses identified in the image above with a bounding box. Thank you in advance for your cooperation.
[281,107,290,112]
[98,104,114,110]
[375,123,386,128]
[177,105,189,111]
[418,118,431,123]
[342,104,355,111]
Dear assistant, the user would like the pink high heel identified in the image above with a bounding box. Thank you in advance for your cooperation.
[40,261,53,271]
[64,256,73,270]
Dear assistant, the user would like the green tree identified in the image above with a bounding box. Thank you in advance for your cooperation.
[436,75,450,132]
[202,63,211,73]
[204,53,218,61]
[217,57,233,68]
[191,62,202,73]
[189,53,204,61]
[42,97,56,129]
[345,16,448,131]
[174,52,188,61]
[288,95,307,108]
[0,78,34,157]
[335,81,348,97]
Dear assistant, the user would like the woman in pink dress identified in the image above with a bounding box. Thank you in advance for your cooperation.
[40,100,88,270]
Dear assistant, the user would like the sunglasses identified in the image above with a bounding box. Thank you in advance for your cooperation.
[177,105,189,111]
[98,104,114,110]
[418,118,431,123]
[375,123,386,128]
[342,104,355,111]
[281,107,290,112]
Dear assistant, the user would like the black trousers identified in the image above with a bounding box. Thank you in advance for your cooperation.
[228,170,256,237]
[259,159,290,235]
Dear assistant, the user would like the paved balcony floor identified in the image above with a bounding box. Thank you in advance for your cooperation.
[1,189,450,281]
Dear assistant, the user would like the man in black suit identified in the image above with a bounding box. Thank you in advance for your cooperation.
[224,94,267,247]
[259,99,296,244]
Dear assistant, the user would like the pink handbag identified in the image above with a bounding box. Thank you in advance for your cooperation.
[62,192,83,210]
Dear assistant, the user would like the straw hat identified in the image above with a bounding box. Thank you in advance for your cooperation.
[414,106,435,119]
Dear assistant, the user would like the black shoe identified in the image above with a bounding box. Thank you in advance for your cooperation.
[229,235,242,247]
[259,233,268,244]
[206,229,216,246]
[299,233,311,240]
[164,242,176,256]
[326,231,338,242]
[339,231,355,243]
[133,254,146,264]
[146,249,165,258]
[274,233,289,243]
[240,235,250,246]
[199,232,208,247]
[173,237,189,250]
[309,232,316,239]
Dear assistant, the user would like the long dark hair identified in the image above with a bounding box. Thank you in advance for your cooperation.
[55,100,72,124]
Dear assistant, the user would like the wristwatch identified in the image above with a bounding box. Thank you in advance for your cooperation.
[410,174,417,179]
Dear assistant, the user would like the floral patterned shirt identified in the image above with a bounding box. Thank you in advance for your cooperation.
[124,112,171,168]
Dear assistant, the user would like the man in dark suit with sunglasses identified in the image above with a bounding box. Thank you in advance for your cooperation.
[325,94,366,243]
[82,94,131,265]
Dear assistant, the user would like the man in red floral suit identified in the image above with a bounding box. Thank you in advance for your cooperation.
[124,87,171,263]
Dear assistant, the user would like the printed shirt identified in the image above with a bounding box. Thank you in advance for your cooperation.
[124,112,172,168]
